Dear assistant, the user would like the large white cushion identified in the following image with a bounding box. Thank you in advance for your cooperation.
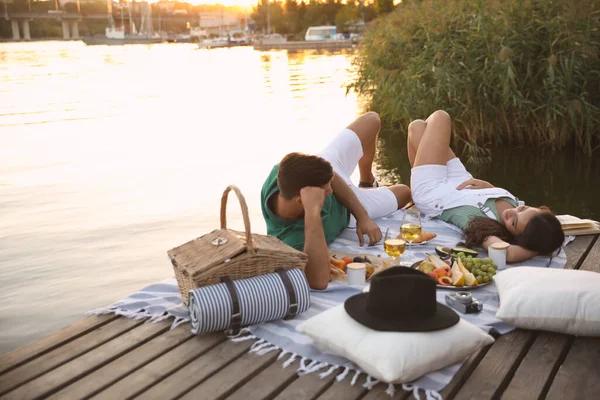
[494,267,600,336]
[296,304,494,383]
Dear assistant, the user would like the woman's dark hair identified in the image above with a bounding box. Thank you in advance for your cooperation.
[462,206,564,255]
[277,152,333,199]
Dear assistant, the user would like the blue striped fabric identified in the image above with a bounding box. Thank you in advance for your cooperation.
[87,208,571,397]
[188,268,311,335]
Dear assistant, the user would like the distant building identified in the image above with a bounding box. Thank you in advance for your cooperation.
[196,12,239,29]
[58,0,97,6]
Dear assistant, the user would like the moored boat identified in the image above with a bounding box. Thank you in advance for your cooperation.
[82,1,163,46]
[83,27,163,46]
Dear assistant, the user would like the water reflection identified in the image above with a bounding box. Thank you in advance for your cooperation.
[0,42,360,355]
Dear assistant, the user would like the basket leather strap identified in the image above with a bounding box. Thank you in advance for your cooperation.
[220,276,242,336]
[277,269,298,320]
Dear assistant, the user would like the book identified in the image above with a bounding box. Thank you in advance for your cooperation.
[557,215,600,236]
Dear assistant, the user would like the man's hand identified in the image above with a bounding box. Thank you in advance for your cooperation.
[456,178,494,190]
[356,217,382,246]
[300,186,327,214]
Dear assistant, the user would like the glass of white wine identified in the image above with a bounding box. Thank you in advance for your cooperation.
[401,209,422,266]
[384,227,406,266]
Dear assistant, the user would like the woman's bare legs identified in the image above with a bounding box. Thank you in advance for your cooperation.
[407,110,457,167]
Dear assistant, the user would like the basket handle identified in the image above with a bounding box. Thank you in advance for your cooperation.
[220,185,255,254]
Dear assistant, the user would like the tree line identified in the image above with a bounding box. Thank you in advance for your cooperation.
[250,0,395,40]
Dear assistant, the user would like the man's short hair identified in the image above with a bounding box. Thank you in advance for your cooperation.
[277,152,333,199]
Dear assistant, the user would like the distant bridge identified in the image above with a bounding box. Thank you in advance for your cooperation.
[5,12,240,40]
[7,12,198,22]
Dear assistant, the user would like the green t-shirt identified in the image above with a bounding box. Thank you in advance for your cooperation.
[438,197,518,230]
[260,164,350,251]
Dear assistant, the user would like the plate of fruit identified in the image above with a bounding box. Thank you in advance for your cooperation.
[411,250,498,289]
[328,249,396,283]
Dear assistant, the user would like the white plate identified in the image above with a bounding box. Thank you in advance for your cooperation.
[411,240,431,246]
[410,260,491,289]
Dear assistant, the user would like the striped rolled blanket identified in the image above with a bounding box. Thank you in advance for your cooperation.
[188,268,311,335]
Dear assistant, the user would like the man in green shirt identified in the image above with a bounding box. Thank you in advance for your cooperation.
[261,112,412,290]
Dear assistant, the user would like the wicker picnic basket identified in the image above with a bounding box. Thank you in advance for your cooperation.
[168,185,308,305]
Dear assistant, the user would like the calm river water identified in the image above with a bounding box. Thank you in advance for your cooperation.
[0,41,598,355]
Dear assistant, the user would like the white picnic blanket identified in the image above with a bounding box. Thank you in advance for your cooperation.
[87,208,570,398]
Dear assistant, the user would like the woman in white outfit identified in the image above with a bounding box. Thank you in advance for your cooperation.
[407,110,564,263]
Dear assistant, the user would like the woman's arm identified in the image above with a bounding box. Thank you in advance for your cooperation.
[456,178,495,190]
[482,236,538,263]
[330,172,381,246]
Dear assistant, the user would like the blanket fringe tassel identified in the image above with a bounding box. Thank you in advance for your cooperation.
[283,353,297,368]
[402,384,443,400]
[85,306,190,330]
[386,383,396,397]
[229,336,444,399]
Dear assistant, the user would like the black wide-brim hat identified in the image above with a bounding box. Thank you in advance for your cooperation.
[344,267,459,332]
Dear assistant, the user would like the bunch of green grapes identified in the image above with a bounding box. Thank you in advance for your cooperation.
[455,253,498,284]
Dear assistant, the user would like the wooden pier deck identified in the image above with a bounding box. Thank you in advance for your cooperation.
[0,234,598,400]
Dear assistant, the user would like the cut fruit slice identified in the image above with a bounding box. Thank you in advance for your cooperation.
[435,246,451,257]
[437,276,453,286]
[451,247,479,257]
[418,261,436,274]
[451,260,464,287]
[433,266,452,278]
[425,254,449,270]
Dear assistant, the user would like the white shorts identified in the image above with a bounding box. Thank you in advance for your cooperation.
[410,158,473,217]
[318,128,398,227]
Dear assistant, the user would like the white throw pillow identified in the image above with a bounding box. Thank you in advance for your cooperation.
[494,267,600,336]
[296,304,494,383]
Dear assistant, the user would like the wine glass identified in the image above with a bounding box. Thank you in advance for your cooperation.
[384,227,406,266]
[401,209,422,266]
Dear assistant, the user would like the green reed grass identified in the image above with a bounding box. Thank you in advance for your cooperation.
[349,0,600,157]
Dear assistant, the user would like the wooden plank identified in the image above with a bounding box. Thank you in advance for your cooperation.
[91,332,226,400]
[0,314,118,375]
[226,358,301,400]
[316,376,368,400]
[178,350,281,400]
[135,338,255,400]
[437,344,492,400]
[545,337,600,400]
[452,330,536,400]
[361,384,411,400]
[272,365,337,400]
[47,323,193,400]
[578,235,599,272]
[0,317,143,396]
[3,320,169,400]
[500,332,573,400]
[564,235,596,270]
